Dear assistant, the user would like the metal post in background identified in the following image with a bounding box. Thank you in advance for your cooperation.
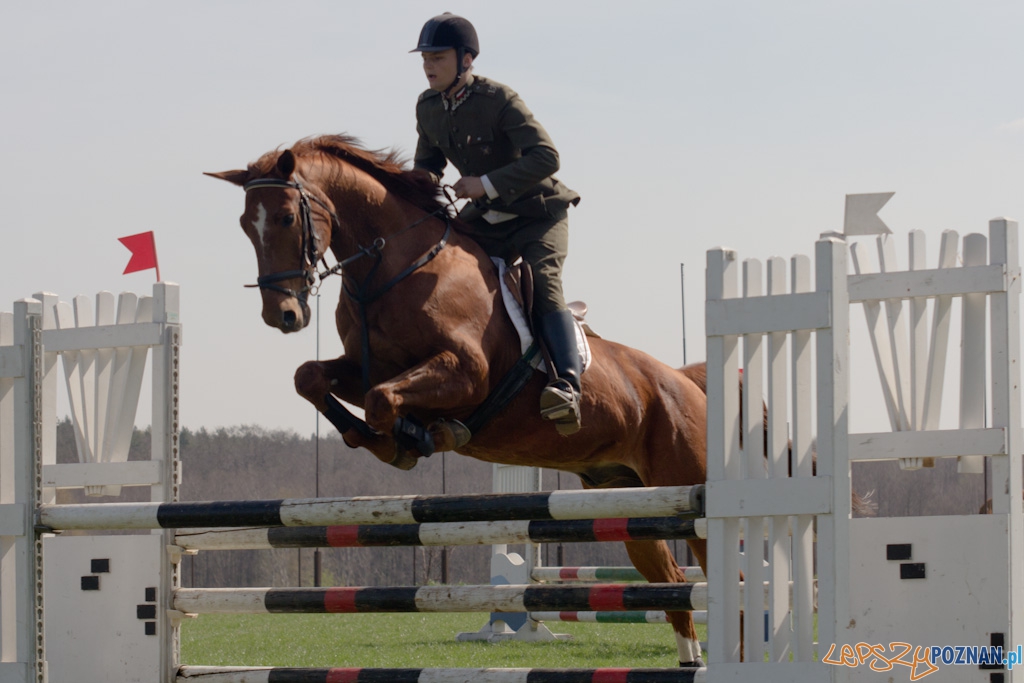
[679,263,689,566]
[680,263,688,365]
[314,293,322,587]
[441,451,448,584]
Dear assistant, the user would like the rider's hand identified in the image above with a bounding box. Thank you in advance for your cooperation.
[452,176,486,200]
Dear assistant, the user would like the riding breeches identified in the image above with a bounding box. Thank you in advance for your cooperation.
[465,209,569,318]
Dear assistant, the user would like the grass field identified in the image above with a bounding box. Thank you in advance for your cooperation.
[181,613,707,669]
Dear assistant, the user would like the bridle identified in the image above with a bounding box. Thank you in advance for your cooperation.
[242,176,452,391]
[242,178,336,311]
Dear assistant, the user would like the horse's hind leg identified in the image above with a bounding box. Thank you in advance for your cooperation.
[624,539,705,667]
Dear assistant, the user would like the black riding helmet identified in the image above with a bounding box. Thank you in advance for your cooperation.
[411,13,479,93]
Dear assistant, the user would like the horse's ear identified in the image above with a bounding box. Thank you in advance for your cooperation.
[204,169,249,187]
[277,150,297,179]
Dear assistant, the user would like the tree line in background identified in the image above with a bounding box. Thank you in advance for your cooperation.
[55,419,987,588]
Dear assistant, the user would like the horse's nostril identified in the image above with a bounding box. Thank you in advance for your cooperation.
[282,310,297,329]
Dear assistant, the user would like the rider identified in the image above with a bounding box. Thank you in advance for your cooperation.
[411,13,584,435]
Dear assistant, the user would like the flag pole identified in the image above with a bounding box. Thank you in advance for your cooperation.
[153,233,161,282]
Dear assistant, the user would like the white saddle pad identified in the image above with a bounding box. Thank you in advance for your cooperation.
[493,257,592,373]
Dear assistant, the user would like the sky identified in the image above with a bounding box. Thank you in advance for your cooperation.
[1,1,1022,437]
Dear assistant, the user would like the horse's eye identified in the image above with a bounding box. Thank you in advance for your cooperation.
[280,213,296,228]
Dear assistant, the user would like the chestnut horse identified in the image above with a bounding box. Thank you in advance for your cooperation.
[208,135,709,666]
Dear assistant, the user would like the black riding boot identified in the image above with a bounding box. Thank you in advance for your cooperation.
[537,309,583,435]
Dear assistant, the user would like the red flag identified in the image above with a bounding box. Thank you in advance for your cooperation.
[118,231,160,281]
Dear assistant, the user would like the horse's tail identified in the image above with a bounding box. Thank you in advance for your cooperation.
[678,361,877,518]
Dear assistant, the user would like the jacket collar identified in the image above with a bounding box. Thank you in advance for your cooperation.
[443,74,475,112]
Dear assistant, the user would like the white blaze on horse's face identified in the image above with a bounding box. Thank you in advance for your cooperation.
[243,194,309,333]
[251,202,269,256]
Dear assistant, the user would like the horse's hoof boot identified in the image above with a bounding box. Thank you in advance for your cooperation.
[393,415,435,456]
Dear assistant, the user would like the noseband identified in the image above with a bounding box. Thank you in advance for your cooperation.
[242,178,338,307]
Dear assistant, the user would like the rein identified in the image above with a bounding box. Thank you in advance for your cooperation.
[243,176,452,392]
[341,216,451,393]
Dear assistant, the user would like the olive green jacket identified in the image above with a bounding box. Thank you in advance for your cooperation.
[414,75,580,223]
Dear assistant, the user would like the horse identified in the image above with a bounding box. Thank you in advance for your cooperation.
[208,134,712,666]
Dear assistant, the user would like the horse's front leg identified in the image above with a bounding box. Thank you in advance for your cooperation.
[294,356,365,406]
[363,348,487,452]
[293,357,418,469]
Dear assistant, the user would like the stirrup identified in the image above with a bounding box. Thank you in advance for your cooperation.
[539,379,581,435]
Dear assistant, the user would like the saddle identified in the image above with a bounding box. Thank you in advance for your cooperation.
[494,258,594,378]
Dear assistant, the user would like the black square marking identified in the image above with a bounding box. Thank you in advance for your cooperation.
[900,563,926,579]
[81,576,100,591]
[145,587,156,602]
[136,605,157,620]
[982,633,1008,670]
[144,622,156,636]
[90,558,110,573]
[886,544,912,561]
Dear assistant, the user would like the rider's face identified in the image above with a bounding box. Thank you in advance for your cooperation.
[422,49,471,92]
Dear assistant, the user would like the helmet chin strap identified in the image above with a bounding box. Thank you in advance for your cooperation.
[443,47,468,97]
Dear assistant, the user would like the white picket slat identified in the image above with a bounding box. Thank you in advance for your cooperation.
[765,256,791,662]
[92,292,116,471]
[959,233,988,473]
[921,230,959,431]
[878,234,912,433]
[706,246,742,667]
[849,241,901,431]
[789,254,815,662]
[740,259,766,663]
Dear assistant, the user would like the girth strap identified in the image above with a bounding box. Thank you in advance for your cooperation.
[461,342,541,435]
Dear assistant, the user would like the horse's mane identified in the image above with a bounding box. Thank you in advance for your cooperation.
[250,134,448,215]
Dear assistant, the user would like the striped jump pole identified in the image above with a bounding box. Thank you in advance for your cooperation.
[532,609,774,646]
[175,517,707,551]
[172,583,709,615]
[38,484,704,531]
[528,610,765,640]
[531,610,686,625]
[531,567,706,583]
[176,666,707,682]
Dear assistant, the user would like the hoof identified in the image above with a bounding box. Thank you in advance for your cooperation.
[388,448,420,471]
[679,659,705,668]
[432,419,472,451]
